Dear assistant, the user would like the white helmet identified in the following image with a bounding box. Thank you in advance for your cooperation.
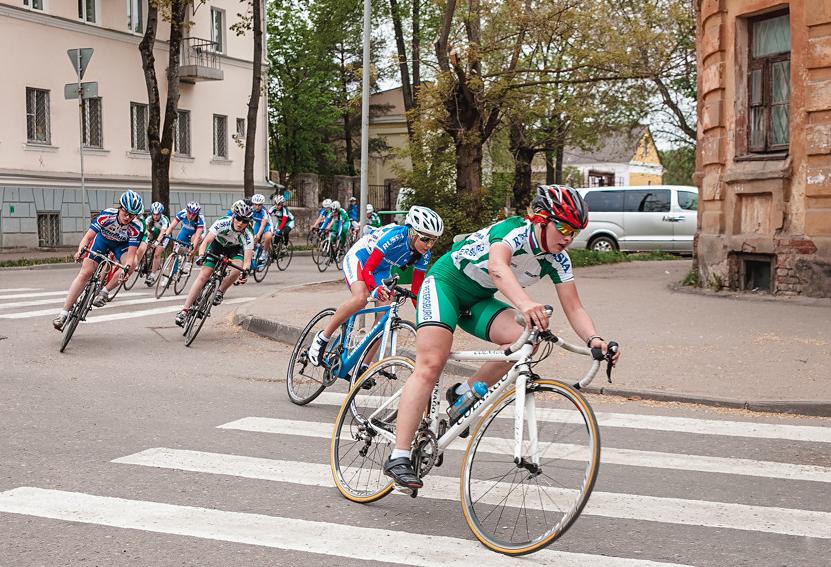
[273,194,285,206]
[322,198,333,209]
[405,206,444,237]
[366,204,374,213]
[331,200,341,211]
[252,193,266,205]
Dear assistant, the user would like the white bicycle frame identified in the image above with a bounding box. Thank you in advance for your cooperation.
[364,325,603,465]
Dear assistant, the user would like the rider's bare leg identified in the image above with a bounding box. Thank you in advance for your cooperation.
[61,258,97,310]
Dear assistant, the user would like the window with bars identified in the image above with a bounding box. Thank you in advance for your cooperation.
[236,118,246,139]
[174,110,191,155]
[24,0,45,10]
[127,0,142,33]
[213,114,227,158]
[37,212,61,247]
[748,11,790,153]
[82,97,103,148]
[211,8,225,53]
[26,87,50,144]
[78,0,96,23]
[130,102,148,151]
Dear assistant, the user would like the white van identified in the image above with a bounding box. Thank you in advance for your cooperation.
[571,185,698,253]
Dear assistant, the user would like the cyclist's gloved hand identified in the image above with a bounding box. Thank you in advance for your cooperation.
[238,270,249,284]
[369,285,390,302]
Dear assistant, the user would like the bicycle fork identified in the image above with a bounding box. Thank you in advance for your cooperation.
[513,371,541,476]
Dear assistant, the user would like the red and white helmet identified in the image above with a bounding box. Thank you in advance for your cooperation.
[531,185,589,229]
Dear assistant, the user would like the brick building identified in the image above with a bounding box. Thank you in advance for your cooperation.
[695,0,831,297]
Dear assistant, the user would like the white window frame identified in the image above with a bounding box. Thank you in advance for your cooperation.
[82,97,104,149]
[130,102,149,152]
[127,0,143,33]
[24,0,46,11]
[174,109,192,156]
[210,7,225,54]
[26,87,51,145]
[213,114,228,158]
[78,0,99,24]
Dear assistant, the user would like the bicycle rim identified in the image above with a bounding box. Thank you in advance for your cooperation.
[330,356,415,503]
[156,255,176,299]
[276,243,293,271]
[123,263,140,290]
[185,282,215,346]
[253,255,270,283]
[460,379,600,556]
[174,261,193,295]
[351,320,417,388]
[59,312,80,352]
[286,308,336,405]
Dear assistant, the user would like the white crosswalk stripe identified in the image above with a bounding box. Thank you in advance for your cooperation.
[218,417,831,483]
[0,292,155,317]
[0,487,693,567]
[312,392,831,443]
[0,287,40,293]
[113,447,831,539]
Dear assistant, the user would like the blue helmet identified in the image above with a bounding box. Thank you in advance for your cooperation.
[120,190,144,215]
[186,201,201,215]
[150,201,164,215]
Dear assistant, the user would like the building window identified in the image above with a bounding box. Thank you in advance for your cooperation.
[82,97,103,148]
[211,8,225,53]
[24,0,45,10]
[213,114,228,158]
[26,87,50,144]
[127,0,142,33]
[236,118,246,139]
[130,102,148,151]
[37,212,61,247]
[748,11,790,153]
[174,110,191,156]
[78,0,96,23]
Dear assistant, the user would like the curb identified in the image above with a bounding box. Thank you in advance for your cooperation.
[237,313,831,418]
[0,261,75,271]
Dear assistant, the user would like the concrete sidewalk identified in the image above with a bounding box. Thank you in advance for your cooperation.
[235,260,831,416]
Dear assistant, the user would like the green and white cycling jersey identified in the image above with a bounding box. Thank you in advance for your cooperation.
[448,216,574,292]
[417,216,574,340]
[142,214,170,242]
[208,217,254,251]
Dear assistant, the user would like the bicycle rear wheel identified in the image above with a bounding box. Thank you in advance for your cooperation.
[460,379,600,556]
[330,356,415,503]
[185,280,216,346]
[276,241,293,271]
[156,254,177,299]
[286,308,338,405]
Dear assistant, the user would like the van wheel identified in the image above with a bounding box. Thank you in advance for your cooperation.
[589,235,618,252]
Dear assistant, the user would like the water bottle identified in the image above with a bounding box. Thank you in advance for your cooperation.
[447,381,488,423]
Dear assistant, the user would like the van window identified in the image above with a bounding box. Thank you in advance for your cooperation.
[584,190,623,212]
[678,191,698,211]
[623,189,670,213]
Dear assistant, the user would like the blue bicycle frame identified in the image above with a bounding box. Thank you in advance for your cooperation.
[326,303,399,382]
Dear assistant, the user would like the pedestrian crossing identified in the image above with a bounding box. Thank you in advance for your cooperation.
[1,402,829,565]
[0,287,255,323]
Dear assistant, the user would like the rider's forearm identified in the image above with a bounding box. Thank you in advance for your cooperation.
[78,229,95,254]
[242,250,253,271]
[489,256,534,309]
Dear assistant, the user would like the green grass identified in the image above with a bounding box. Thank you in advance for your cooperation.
[569,249,679,268]
[0,256,74,268]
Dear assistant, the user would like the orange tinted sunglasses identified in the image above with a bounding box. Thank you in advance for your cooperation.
[553,220,580,238]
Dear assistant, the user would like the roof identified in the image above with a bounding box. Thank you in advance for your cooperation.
[562,126,651,165]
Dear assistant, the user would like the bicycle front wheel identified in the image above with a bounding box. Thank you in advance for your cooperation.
[156,254,177,299]
[286,308,337,405]
[174,259,193,295]
[123,261,142,290]
[185,281,216,346]
[316,241,330,272]
[460,379,600,556]
[330,356,415,503]
[253,253,271,283]
[276,242,293,271]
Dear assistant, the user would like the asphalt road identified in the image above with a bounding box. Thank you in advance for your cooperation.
[1,259,829,566]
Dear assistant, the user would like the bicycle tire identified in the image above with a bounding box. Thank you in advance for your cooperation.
[330,356,415,503]
[185,280,216,346]
[253,252,271,283]
[276,242,293,271]
[59,277,97,352]
[59,309,80,353]
[122,260,142,290]
[460,379,600,556]
[316,241,330,272]
[286,308,337,405]
[156,254,177,299]
[351,319,417,388]
[174,259,193,295]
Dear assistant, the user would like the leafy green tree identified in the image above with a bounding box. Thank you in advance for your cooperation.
[659,146,695,185]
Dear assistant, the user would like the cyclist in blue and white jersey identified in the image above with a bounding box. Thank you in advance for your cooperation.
[161,201,205,274]
[249,194,274,262]
[269,195,295,245]
[346,196,361,240]
[310,199,333,232]
[308,206,443,366]
[175,201,255,327]
[52,190,144,329]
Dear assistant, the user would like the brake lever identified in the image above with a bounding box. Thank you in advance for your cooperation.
[605,341,619,383]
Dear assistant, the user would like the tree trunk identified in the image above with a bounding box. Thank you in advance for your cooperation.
[455,140,484,205]
[545,150,554,184]
[509,119,535,210]
[555,144,564,184]
[244,0,264,197]
[138,6,164,210]
[158,1,188,211]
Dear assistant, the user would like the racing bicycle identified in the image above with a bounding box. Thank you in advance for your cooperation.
[330,308,618,556]
[155,238,193,299]
[182,251,246,346]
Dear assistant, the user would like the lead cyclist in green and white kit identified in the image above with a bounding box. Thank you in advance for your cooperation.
[175,201,254,327]
[384,184,622,490]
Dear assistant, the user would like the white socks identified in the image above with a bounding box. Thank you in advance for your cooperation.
[318,331,330,342]
[390,448,411,460]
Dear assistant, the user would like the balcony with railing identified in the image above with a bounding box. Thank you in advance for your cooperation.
[180,38,224,83]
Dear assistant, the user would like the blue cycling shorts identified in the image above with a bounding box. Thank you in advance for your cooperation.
[89,233,130,262]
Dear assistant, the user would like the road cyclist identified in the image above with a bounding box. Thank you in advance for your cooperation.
[268,194,295,270]
[347,196,361,241]
[132,201,169,286]
[52,190,144,330]
[363,203,382,235]
[162,201,205,276]
[175,201,254,328]
[250,193,275,268]
[307,205,444,368]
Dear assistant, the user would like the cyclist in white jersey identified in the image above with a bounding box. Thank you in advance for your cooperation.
[383,185,621,490]
[175,202,254,327]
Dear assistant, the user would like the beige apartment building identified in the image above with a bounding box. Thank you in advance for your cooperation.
[0,0,268,247]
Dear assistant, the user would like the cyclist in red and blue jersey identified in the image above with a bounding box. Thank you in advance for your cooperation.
[308,206,444,366]
[52,190,144,330]
[250,194,274,262]
[161,201,205,274]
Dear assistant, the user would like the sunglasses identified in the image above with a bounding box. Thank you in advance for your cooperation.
[414,232,437,244]
[553,220,580,238]
[233,214,251,224]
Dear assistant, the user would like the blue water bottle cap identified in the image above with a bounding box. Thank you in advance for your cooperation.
[472,381,488,396]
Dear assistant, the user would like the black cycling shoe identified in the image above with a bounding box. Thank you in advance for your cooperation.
[445,382,470,438]
[383,457,423,489]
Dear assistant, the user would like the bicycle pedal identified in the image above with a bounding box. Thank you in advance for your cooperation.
[393,484,414,496]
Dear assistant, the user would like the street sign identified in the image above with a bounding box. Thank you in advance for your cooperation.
[67,48,94,80]
[64,82,98,100]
